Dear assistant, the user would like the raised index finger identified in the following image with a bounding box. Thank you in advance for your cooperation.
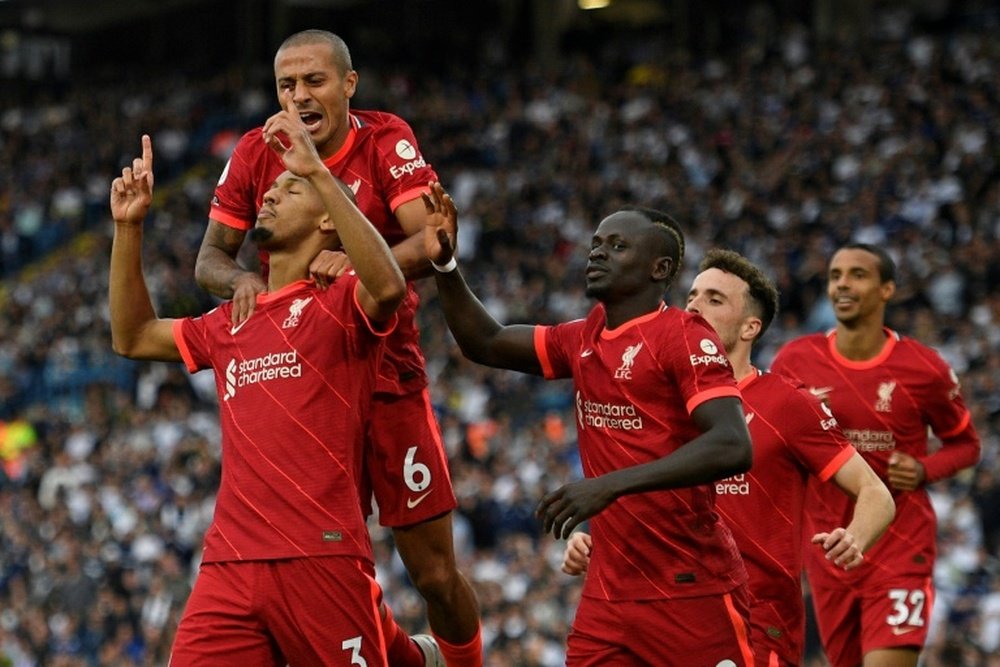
[280,89,295,114]
[141,134,153,173]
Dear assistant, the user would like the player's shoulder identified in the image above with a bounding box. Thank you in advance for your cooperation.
[778,331,829,352]
[353,109,415,133]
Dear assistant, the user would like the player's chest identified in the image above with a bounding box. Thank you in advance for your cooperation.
[802,365,923,425]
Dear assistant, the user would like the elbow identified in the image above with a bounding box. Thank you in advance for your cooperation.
[111,336,137,360]
[724,429,754,476]
[375,278,406,313]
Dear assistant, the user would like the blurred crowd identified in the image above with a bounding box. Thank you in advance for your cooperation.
[2,4,1000,665]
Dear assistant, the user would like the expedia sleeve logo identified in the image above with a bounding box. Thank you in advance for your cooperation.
[689,338,729,367]
[389,139,427,179]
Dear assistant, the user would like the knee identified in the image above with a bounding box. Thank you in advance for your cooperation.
[406,555,460,599]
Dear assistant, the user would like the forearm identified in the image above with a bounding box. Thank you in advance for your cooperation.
[109,224,159,357]
[922,425,981,483]
[194,242,254,299]
[597,431,751,500]
[394,233,433,281]
[310,171,403,302]
[846,483,896,553]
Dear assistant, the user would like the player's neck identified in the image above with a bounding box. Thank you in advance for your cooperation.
[834,320,888,361]
[729,350,754,382]
[265,253,312,292]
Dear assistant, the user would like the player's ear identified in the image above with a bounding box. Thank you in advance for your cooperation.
[742,317,762,343]
[651,256,672,282]
[880,279,896,302]
[343,70,358,99]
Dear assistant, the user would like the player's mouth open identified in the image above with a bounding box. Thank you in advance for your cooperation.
[299,112,323,131]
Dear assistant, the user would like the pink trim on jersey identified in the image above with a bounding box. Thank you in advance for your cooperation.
[534,325,555,378]
[686,386,742,415]
[325,118,359,165]
[210,207,252,231]
[388,185,431,213]
[722,592,756,667]
[936,410,972,439]
[817,446,855,482]
[826,328,897,369]
[599,304,666,340]
[257,279,313,305]
[172,319,199,373]
[351,278,398,336]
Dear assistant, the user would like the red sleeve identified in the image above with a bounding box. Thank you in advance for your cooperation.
[208,131,261,230]
[670,312,740,414]
[535,319,586,380]
[172,311,221,374]
[371,115,438,211]
[918,348,981,483]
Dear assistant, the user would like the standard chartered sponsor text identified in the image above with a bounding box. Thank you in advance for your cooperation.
[844,429,896,452]
[238,351,302,386]
[581,399,643,430]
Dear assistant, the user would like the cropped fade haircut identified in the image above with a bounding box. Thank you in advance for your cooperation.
[620,205,685,287]
[838,243,897,284]
[699,248,780,341]
[277,29,353,74]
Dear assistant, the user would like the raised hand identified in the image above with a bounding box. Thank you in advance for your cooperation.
[110,135,154,225]
[421,181,458,267]
[261,90,325,178]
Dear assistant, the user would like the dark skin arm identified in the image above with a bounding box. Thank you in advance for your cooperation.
[421,183,753,538]
[537,397,752,538]
[422,183,541,373]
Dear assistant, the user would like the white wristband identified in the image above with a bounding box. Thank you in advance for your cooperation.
[432,256,458,273]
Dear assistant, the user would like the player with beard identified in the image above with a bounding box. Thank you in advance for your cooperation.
[562,248,897,666]
[110,121,403,665]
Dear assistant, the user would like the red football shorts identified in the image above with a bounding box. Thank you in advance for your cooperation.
[566,586,755,666]
[365,388,457,527]
[170,557,386,666]
[808,571,933,667]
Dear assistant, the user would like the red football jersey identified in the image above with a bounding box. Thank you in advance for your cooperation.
[771,329,980,583]
[173,275,394,564]
[209,110,437,395]
[715,369,854,664]
[535,302,747,601]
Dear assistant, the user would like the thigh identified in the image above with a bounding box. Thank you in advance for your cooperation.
[807,573,863,667]
[262,557,386,667]
[569,590,754,667]
[366,389,456,527]
[860,575,933,657]
[170,562,283,667]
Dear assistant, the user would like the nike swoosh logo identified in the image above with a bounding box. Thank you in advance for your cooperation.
[406,491,432,509]
[745,412,755,425]
[808,386,833,397]
[230,320,249,335]
[891,626,919,636]
[581,349,594,358]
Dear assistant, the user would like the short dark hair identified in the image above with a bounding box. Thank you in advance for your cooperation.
[620,206,685,286]
[277,30,353,73]
[838,243,897,283]
[698,248,780,341]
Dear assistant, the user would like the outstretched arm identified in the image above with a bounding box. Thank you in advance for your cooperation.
[263,93,405,322]
[812,452,895,570]
[109,135,182,362]
[422,182,540,374]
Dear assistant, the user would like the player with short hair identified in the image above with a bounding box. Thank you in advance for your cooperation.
[563,248,897,666]
[422,183,756,666]
[195,29,479,667]
[110,119,405,665]
[770,243,982,667]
